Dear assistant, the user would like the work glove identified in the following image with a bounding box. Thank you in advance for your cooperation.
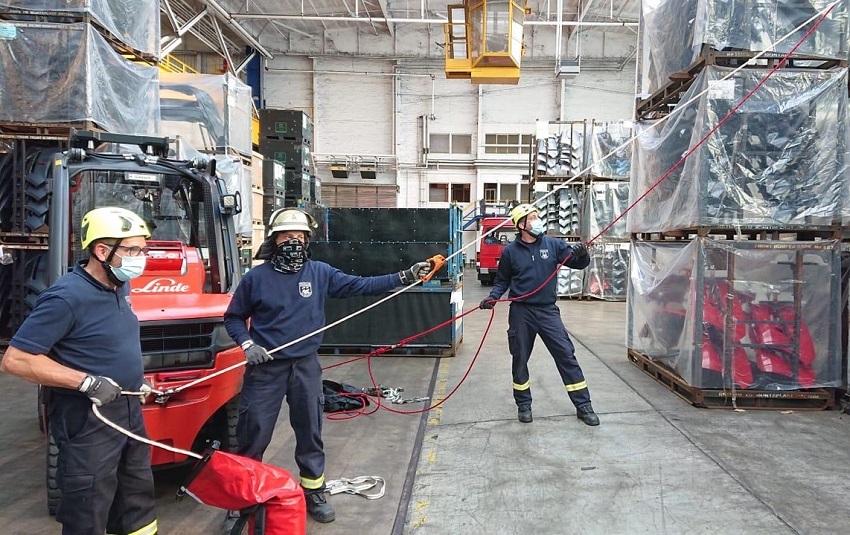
[139,379,154,404]
[77,375,122,407]
[399,261,432,285]
[479,297,496,310]
[242,340,273,365]
[571,242,589,259]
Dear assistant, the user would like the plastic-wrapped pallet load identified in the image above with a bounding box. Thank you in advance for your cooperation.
[160,72,254,157]
[0,22,159,134]
[628,239,842,391]
[583,241,630,301]
[0,0,160,56]
[582,181,629,240]
[585,122,632,179]
[629,65,848,232]
[534,131,584,177]
[637,0,849,95]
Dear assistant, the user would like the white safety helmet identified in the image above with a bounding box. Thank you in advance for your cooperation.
[267,208,317,238]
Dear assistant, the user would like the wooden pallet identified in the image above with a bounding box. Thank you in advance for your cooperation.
[627,349,834,410]
[631,225,841,242]
[636,47,847,121]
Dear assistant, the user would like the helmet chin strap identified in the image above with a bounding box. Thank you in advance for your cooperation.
[100,238,126,287]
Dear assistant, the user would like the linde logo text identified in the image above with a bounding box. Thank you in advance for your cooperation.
[132,278,190,293]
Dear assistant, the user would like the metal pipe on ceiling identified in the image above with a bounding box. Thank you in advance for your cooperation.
[199,0,275,58]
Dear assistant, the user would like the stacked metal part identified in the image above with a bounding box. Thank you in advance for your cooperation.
[539,185,583,236]
[628,239,843,391]
[535,130,584,177]
[0,1,161,134]
[629,1,849,395]
[582,181,630,300]
[585,122,633,180]
[630,66,848,232]
[637,0,849,96]
[556,266,584,298]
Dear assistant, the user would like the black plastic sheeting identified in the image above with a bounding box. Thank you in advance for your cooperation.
[309,241,449,279]
[324,208,451,243]
[321,290,454,347]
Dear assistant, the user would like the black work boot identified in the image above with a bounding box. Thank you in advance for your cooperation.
[305,491,336,523]
[517,403,533,423]
[576,404,600,426]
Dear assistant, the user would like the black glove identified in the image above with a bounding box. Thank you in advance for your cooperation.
[242,340,273,365]
[399,261,432,284]
[479,297,496,310]
[571,242,589,259]
[77,375,122,407]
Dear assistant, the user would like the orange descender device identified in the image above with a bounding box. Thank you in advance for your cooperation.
[421,254,447,282]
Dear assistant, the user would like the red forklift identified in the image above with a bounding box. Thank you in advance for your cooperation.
[0,130,247,513]
[475,216,514,285]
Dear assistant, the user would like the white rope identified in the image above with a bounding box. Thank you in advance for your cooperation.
[325,476,386,500]
[91,402,202,460]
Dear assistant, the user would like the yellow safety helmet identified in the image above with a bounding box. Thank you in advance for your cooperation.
[80,207,151,249]
[510,203,538,226]
[267,208,317,238]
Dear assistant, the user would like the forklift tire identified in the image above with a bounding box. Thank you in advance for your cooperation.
[192,395,240,453]
[46,426,61,516]
[223,395,240,452]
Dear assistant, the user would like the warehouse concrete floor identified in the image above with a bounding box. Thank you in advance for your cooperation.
[2,281,850,534]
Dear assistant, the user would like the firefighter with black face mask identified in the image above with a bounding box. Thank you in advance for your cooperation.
[223,208,432,527]
[479,203,599,427]
[1,207,158,535]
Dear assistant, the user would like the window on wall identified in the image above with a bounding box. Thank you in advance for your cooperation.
[484,183,497,202]
[451,184,471,203]
[484,133,533,154]
[429,133,473,154]
[429,183,449,202]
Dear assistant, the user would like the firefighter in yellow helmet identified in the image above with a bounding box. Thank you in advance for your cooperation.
[480,203,599,426]
[223,207,433,525]
[1,206,158,534]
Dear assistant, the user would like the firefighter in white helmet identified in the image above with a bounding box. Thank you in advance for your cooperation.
[223,207,432,525]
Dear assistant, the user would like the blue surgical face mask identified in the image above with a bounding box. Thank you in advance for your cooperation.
[529,219,546,237]
[110,253,147,282]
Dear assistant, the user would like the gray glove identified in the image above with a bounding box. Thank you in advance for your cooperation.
[479,297,496,310]
[241,340,273,365]
[139,379,154,404]
[399,261,432,284]
[77,375,122,407]
[571,242,589,259]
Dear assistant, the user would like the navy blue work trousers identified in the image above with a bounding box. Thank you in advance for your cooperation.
[50,393,157,535]
[507,302,592,409]
[235,353,326,492]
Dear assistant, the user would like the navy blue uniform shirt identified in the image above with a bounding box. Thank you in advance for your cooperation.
[488,234,590,306]
[224,260,401,359]
[10,263,145,391]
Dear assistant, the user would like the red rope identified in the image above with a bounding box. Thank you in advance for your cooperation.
[322,5,836,419]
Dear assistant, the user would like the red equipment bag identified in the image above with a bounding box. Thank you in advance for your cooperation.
[177,447,306,535]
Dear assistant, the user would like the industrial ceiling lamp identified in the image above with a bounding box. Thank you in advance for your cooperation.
[444,0,528,84]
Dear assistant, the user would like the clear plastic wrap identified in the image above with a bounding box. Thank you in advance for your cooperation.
[0,22,159,134]
[539,185,582,236]
[585,122,632,179]
[160,72,254,158]
[584,241,630,301]
[534,131,584,177]
[638,0,849,95]
[0,0,160,56]
[629,65,848,232]
[582,181,629,240]
[556,266,584,298]
[627,239,842,390]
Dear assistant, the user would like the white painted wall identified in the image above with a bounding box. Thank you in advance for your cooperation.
[261,29,638,209]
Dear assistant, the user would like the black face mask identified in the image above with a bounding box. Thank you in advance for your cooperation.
[270,238,308,273]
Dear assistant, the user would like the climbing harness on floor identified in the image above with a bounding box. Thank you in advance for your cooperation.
[325,476,386,500]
